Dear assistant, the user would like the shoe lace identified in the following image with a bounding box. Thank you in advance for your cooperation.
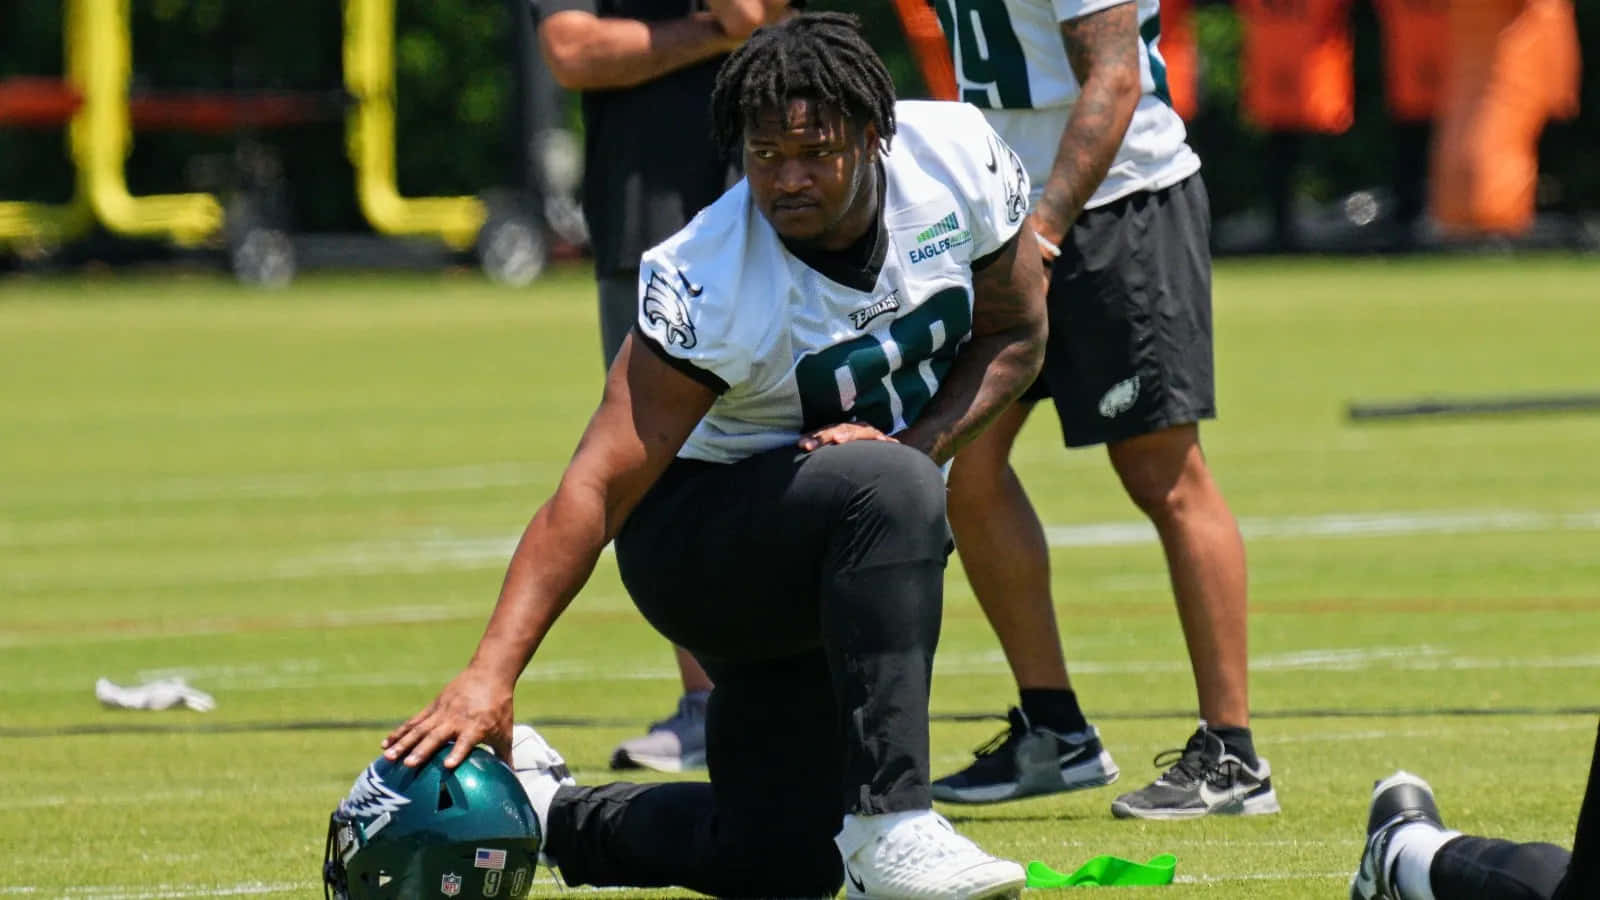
[969,708,1030,760]
[1149,728,1233,788]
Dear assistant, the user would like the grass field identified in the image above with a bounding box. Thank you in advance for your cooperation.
[2,255,1598,898]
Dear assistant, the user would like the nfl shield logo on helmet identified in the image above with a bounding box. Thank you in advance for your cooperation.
[440,873,463,897]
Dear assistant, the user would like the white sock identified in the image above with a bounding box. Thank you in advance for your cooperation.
[1385,821,1463,900]
[511,770,559,844]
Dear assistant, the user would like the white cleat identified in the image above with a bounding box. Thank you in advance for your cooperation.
[835,809,1025,900]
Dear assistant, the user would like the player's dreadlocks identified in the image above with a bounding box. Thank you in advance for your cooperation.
[711,12,897,159]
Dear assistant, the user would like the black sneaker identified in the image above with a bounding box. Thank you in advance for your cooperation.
[1110,725,1280,819]
[931,707,1119,804]
[1350,771,1445,900]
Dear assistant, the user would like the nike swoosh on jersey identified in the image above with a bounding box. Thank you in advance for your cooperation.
[677,269,703,296]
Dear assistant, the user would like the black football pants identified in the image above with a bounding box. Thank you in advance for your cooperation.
[1431,719,1599,900]
[542,441,950,897]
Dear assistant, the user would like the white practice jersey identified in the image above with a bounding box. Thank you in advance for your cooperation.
[934,0,1199,209]
[635,100,1029,465]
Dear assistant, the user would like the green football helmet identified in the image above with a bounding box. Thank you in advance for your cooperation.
[322,744,542,900]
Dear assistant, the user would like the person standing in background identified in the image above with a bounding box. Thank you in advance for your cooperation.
[530,0,790,773]
[1235,0,1355,250]
[928,0,1276,820]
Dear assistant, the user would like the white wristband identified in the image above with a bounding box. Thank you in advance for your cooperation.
[1034,232,1062,257]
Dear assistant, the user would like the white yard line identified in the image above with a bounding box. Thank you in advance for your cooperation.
[0,783,341,811]
[248,506,1600,581]
[10,641,1600,693]
[44,462,555,506]
[1175,871,1349,884]
[6,507,1597,600]
[0,872,571,899]
[1269,717,1599,743]
[0,884,310,899]
[934,645,1600,679]
[3,505,1596,645]
[1045,508,1600,548]
[306,507,1600,577]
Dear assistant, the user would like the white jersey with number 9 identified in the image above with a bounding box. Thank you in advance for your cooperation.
[933,0,1200,209]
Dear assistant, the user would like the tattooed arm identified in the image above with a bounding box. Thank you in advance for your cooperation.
[1029,1,1142,261]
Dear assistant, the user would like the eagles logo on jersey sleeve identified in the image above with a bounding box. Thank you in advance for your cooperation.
[634,194,764,396]
[990,132,1029,226]
[642,267,701,349]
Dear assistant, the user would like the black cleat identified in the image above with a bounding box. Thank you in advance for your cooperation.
[1350,771,1445,900]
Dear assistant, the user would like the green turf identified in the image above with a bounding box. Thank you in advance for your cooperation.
[2,256,1597,897]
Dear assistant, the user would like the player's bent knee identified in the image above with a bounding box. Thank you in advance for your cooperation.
[810,440,947,525]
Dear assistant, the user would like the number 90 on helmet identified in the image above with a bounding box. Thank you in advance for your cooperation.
[322,744,542,900]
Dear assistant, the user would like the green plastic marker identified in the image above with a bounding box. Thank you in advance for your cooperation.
[1025,853,1177,888]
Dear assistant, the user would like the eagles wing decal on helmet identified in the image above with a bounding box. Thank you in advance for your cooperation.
[642,268,701,349]
[337,763,412,819]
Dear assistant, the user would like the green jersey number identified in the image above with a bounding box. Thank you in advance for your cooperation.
[795,287,973,434]
[934,0,1034,108]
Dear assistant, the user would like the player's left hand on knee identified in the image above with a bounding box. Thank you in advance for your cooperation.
[798,422,897,451]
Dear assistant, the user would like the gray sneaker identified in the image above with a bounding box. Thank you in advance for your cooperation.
[1110,725,1280,820]
[609,691,709,772]
[931,707,1119,804]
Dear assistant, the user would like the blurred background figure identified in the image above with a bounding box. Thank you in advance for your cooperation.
[528,0,792,774]
[1235,0,1356,250]
[1223,0,1583,250]
[1372,0,1447,238]
[1429,0,1581,237]
[1159,0,1201,122]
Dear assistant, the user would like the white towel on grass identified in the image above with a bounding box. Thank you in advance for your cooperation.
[95,677,216,712]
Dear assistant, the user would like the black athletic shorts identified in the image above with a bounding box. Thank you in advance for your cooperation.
[1021,173,1216,448]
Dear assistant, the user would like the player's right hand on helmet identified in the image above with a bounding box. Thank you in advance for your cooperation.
[382,666,515,770]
